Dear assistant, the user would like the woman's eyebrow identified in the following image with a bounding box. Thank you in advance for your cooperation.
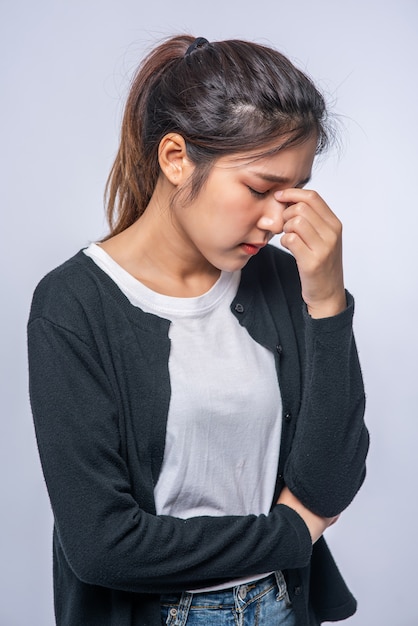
[249,172,311,187]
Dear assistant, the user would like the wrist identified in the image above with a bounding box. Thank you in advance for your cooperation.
[306,290,347,319]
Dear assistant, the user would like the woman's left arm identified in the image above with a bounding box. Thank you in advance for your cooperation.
[277,188,369,518]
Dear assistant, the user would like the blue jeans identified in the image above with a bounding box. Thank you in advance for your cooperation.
[160,571,296,625]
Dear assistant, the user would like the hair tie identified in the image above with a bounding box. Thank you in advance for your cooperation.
[185,37,209,57]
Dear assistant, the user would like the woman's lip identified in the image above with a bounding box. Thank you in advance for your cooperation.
[241,243,266,255]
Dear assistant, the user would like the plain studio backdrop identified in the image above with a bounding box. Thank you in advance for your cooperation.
[1,1,417,624]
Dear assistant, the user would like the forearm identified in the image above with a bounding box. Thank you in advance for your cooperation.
[51,502,312,594]
[284,294,369,517]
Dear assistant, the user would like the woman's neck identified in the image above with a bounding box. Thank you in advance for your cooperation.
[100,186,220,297]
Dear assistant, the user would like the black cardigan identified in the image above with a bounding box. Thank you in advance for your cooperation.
[28,244,369,625]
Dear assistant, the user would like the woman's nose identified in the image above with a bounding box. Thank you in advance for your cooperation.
[257,200,287,234]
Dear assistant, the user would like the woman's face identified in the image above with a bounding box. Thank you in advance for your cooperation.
[170,136,318,273]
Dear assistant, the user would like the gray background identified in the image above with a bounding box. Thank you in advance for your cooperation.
[2,0,417,624]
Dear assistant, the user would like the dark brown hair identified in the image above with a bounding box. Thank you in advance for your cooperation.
[105,35,332,236]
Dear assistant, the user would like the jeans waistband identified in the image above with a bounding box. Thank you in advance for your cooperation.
[160,571,288,608]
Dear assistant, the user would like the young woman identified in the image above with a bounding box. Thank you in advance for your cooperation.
[28,35,369,626]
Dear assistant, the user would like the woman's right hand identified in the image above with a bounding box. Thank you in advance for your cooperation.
[277,486,339,544]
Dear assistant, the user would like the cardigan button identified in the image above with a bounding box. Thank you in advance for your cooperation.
[276,344,283,355]
[234,303,244,313]
[284,412,292,423]
[294,586,302,596]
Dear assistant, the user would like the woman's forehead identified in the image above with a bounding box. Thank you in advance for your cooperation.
[214,136,317,175]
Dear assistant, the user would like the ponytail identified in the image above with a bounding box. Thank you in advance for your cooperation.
[104,35,194,237]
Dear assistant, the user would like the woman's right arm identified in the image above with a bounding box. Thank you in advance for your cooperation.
[28,309,313,596]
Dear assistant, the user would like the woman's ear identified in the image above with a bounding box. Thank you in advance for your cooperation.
[158,133,194,186]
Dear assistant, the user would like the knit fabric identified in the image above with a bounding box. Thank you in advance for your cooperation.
[28,244,368,625]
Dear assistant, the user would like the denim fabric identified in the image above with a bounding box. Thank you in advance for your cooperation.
[160,572,296,625]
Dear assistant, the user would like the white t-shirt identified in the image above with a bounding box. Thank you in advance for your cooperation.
[84,243,283,589]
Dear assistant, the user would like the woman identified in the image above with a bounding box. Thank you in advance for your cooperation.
[28,35,369,625]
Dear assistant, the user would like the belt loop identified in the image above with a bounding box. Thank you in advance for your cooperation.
[274,571,292,608]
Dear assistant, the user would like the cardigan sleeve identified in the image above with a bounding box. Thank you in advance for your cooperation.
[283,293,369,518]
[28,303,313,595]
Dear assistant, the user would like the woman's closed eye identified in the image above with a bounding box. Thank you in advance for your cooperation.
[248,186,269,199]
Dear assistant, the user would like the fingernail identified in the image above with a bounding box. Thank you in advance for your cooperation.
[274,191,283,199]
